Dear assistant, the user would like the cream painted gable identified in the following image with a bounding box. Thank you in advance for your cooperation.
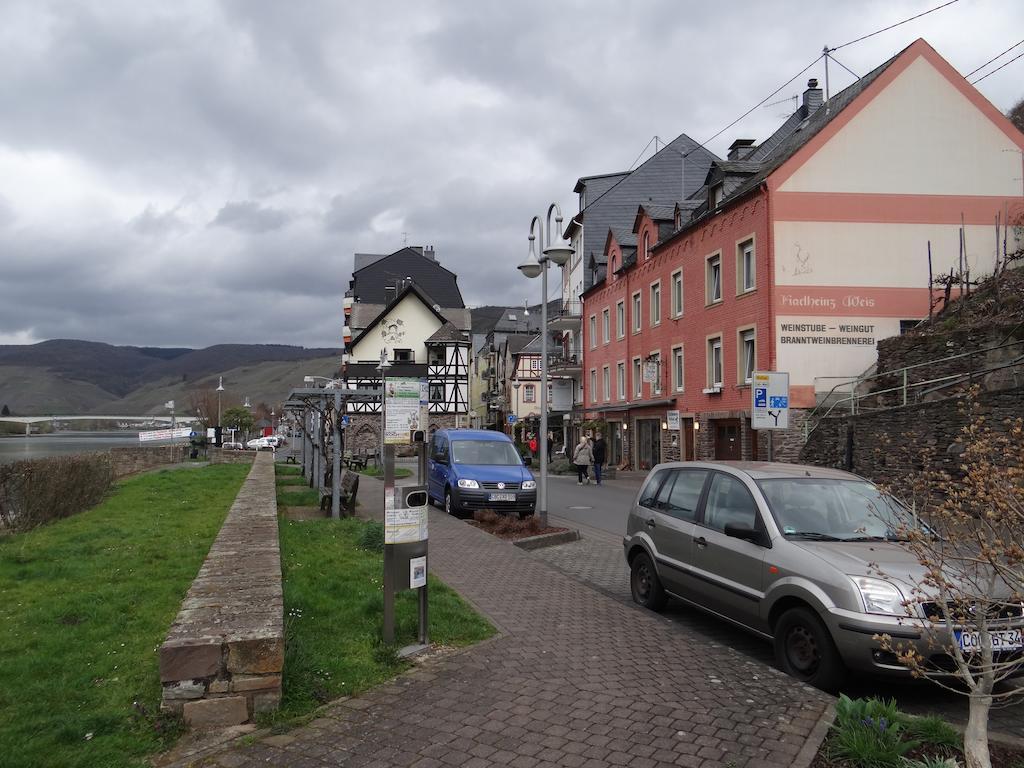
[779,55,1022,196]
[348,293,443,363]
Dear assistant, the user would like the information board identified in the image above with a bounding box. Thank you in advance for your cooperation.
[666,410,680,431]
[384,378,426,445]
[751,371,790,430]
[384,487,429,544]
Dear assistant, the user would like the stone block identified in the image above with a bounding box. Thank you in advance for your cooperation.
[160,642,222,682]
[227,637,284,674]
[163,680,206,700]
[183,696,249,729]
[231,674,282,693]
[208,679,230,694]
[252,689,282,714]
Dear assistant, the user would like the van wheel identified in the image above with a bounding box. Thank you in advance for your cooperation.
[774,607,846,692]
[630,552,667,612]
[444,489,457,518]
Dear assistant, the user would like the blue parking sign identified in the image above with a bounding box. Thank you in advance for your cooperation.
[754,387,767,408]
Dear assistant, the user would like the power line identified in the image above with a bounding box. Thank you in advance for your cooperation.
[574,54,824,224]
[965,37,1024,78]
[829,0,960,52]
[970,49,1024,84]
[828,53,861,80]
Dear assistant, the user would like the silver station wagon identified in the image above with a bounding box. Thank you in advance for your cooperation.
[623,461,1024,690]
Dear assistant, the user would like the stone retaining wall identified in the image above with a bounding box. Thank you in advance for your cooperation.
[159,452,283,728]
[207,447,258,465]
[107,445,191,478]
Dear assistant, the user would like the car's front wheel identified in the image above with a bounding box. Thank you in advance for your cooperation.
[629,552,667,612]
[774,607,846,692]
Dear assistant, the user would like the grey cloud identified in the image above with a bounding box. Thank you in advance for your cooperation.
[129,205,187,236]
[210,201,291,233]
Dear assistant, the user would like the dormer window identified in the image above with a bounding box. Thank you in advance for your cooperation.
[710,183,724,209]
[674,210,681,229]
[643,231,651,261]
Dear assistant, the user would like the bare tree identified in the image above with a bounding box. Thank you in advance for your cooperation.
[1008,97,1024,135]
[876,396,1024,768]
[187,388,219,429]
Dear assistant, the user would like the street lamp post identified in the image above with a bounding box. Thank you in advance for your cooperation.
[216,376,225,429]
[518,203,574,528]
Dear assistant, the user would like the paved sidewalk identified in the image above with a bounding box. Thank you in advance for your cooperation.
[193,478,830,768]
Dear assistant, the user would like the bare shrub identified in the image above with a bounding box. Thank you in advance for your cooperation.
[472,509,545,538]
[0,454,115,532]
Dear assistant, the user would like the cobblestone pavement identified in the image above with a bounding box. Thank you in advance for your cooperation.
[536,518,1024,742]
[192,484,831,768]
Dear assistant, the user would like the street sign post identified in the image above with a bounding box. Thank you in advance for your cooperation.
[751,371,789,461]
[507,414,517,425]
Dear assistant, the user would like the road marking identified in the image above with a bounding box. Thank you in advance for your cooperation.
[568,505,593,510]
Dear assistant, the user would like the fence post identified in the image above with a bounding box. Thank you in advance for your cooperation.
[902,368,908,406]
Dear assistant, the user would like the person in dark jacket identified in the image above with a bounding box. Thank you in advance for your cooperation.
[591,431,607,485]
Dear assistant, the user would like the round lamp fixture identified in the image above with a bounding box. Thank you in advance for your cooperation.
[543,240,574,267]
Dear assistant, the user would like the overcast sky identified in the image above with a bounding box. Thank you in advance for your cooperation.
[2,0,1022,348]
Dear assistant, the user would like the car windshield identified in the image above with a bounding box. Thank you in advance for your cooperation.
[756,478,925,542]
[451,440,522,466]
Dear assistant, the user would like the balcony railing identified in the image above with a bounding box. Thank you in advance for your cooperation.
[547,301,583,328]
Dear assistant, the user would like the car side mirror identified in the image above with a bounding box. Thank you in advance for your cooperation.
[522,455,533,467]
[724,522,761,543]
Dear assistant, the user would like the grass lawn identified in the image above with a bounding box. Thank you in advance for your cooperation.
[274,463,302,476]
[0,464,249,768]
[276,486,320,508]
[357,466,412,479]
[264,517,494,727]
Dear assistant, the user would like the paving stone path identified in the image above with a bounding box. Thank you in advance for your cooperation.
[192,487,830,768]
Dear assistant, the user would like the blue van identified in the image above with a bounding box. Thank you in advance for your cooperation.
[427,429,537,519]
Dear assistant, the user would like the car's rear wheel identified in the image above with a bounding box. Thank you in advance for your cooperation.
[629,552,667,612]
[774,607,846,692]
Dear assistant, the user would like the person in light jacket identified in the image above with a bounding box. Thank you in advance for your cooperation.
[572,436,593,485]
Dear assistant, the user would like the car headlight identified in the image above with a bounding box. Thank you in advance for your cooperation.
[850,576,907,615]
[522,480,536,490]
[457,479,479,489]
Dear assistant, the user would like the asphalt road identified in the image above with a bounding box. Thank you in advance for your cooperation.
[543,471,642,538]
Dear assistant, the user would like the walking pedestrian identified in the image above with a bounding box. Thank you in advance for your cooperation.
[591,430,606,485]
[572,435,593,485]
[546,431,554,463]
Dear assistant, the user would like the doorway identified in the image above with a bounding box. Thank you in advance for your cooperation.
[714,419,742,460]
[608,421,623,466]
[637,419,662,470]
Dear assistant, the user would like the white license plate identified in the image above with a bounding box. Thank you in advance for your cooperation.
[956,628,1023,652]
[488,493,515,502]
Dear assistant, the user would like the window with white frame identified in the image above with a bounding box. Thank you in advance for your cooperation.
[707,336,723,389]
[739,328,756,384]
[671,270,683,317]
[643,231,651,260]
[706,254,722,304]
[710,183,724,208]
[632,292,641,333]
[632,357,642,398]
[602,308,610,344]
[617,362,625,400]
[650,282,661,326]
[650,351,662,394]
[672,346,684,392]
[738,238,755,293]
[523,384,536,402]
[616,300,625,339]
[602,365,610,401]
[588,315,596,348]
[589,369,597,403]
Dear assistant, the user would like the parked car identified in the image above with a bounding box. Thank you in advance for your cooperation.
[623,461,1024,690]
[427,429,536,519]
[222,441,244,450]
[246,436,278,451]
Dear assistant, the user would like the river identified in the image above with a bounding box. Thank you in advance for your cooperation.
[0,432,149,465]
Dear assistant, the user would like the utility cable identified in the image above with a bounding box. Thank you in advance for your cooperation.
[828,0,960,52]
[965,37,1024,78]
[970,49,1024,84]
[828,53,861,80]
[575,54,824,221]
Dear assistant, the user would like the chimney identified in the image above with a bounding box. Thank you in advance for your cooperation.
[384,283,397,303]
[803,78,823,116]
[727,139,757,161]
[423,245,436,261]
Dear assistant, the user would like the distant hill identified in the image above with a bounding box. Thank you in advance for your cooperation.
[0,340,342,416]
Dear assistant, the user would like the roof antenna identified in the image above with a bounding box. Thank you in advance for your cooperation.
[402,231,408,246]
[822,45,832,114]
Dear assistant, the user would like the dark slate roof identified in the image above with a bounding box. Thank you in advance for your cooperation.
[664,46,903,244]
[506,334,537,355]
[349,247,464,308]
[637,203,676,221]
[347,283,448,351]
[568,132,720,292]
[518,335,544,354]
[426,322,469,344]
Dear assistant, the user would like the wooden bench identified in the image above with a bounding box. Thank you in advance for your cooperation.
[319,469,360,517]
[343,453,368,470]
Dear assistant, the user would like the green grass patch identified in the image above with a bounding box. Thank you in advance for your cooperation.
[276,487,320,508]
[263,517,494,727]
[275,464,302,476]
[356,466,412,479]
[275,477,308,487]
[0,464,250,768]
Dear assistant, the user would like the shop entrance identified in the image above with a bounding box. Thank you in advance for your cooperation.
[637,419,662,470]
[714,419,742,460]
